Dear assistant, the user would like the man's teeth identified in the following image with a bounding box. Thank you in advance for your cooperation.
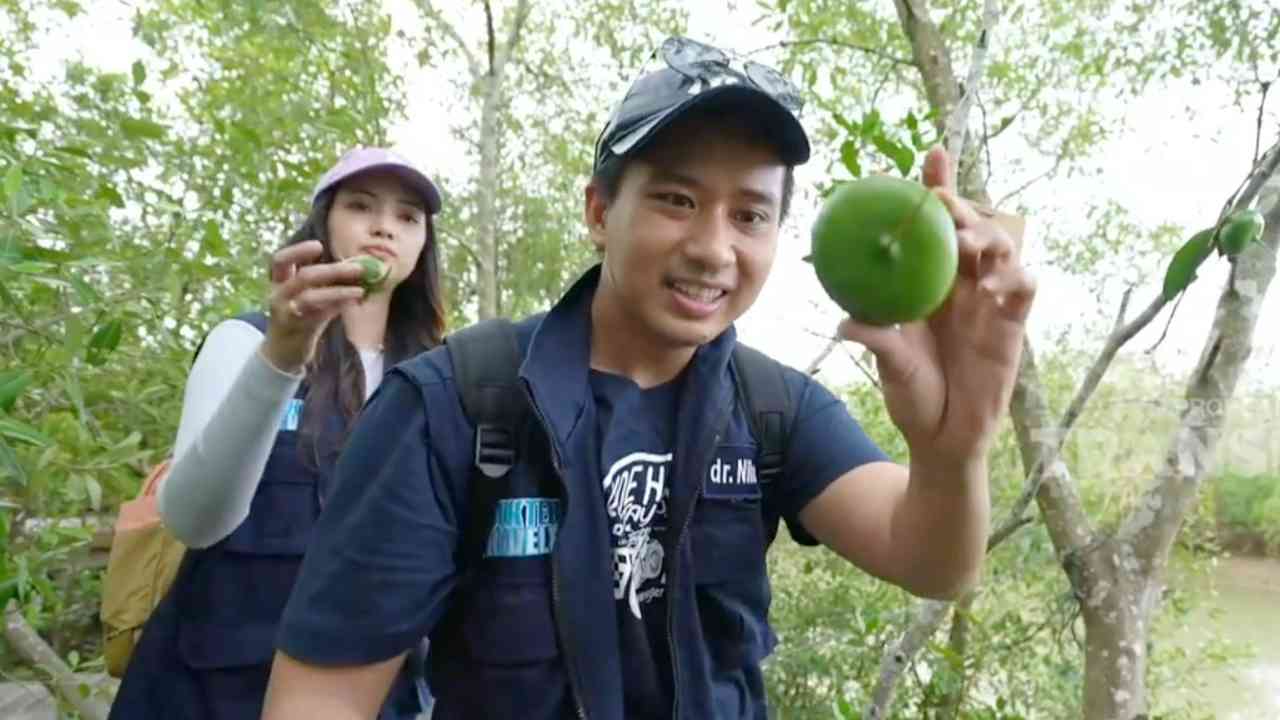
[672,282,724,303]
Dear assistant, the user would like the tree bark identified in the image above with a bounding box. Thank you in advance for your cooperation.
[1068,538,1159,720]
[475,0,531,320]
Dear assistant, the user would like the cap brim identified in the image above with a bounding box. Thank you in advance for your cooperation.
[601,85,810,168]
[312,162,443,215]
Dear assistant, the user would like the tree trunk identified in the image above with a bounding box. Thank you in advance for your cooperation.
[426,0,530,321]
[476,76,502,320]
[1073,538,1159,719]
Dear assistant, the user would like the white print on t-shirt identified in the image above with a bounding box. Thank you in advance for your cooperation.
[603,450,672,619]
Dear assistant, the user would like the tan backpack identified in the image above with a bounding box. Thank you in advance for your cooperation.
[100,459,186,678]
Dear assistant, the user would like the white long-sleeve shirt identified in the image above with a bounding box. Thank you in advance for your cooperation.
[157,318,383,548]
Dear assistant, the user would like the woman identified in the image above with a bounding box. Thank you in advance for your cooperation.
[108,147,446,719]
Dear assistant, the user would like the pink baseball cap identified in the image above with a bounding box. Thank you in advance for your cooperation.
[310,146,442,214]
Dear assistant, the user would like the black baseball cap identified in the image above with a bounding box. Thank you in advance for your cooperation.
[592,65,812,171]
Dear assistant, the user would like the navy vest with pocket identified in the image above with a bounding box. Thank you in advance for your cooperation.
[400,276,800,719]
[107,312,422,720]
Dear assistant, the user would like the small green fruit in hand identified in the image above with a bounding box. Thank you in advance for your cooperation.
[1217,208,1265,257]
[349,254,391,295]
[809,175,959,326]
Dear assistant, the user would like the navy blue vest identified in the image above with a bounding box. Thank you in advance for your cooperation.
[108,312,422,719]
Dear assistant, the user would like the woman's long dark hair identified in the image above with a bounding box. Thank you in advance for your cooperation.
[281,186,447,468]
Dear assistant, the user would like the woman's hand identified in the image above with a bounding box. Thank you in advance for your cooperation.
[260,241,365,374]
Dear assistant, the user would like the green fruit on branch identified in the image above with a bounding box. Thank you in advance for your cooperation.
[1216,208,1265,257]
[809,175,958,325]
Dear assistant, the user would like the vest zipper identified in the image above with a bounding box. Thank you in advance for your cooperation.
[668,398,730,720]
[523,383,589,720]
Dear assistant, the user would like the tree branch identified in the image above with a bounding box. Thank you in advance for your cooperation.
[436,224,485,269]
[3,601,110,720]
[1126,164,1280,573]
[944,0,1001,184]
[940,593,975,720]
[1004,339,1096,557]
[483,0,496,74]
[745,37,914,68]
[1219,132,1280,225]
[503,0,533,70]
[988,287,1169,548]
[866,600,951,719]
[414,0,479,78]
[994,143,1069,209]
[803,336,839,375]
[841,344,882,389]
[1253,79,1271,166]
[892,0,961,137]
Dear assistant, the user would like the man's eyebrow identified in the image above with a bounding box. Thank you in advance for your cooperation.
[648,169,704,189]
[648,169,778,207]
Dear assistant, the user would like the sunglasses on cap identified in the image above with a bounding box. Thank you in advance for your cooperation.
[656,36,804,114]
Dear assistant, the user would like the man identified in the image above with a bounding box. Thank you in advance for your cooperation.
[262,36,1035,719]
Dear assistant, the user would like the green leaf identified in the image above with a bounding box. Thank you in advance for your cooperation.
[2,164,21,201]
[905,111,928,149]
[0,278,15,308]
[68,274,100,305]
[53,144,93,160]
[132,60,146,86]
[202,219,227,256]
[861,109,883,137]
[832,111,859,135]
[119,117,166,140]
[96,183,125,208]
[839,140,862,178]
[872,133,915,176]
[84,475,102,512]
[1161,228,1214,301]
[0,371,32,412]
[87,319,124,365]
[0,436,27,485]
[0,418,53,446]
[8,261,56,274]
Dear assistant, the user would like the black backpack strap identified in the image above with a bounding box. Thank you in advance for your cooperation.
[190,310,269,362]
[443,318,529,565]
[233,310,268,333]
[731,344,795,485]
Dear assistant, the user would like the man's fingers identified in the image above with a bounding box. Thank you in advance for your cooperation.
[921,146,954,192]
[932,187,983,230]
[837,318,925,385]
[984,268,1038,324]
[956,226,1018,279]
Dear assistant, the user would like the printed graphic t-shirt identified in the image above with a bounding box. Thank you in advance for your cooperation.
[590,368,680,718]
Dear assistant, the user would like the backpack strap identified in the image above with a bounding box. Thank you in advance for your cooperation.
[443,318,530,565]
[233,310,268,333]
[730,343,795,485]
